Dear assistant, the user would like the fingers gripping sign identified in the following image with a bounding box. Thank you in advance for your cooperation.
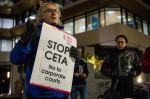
[19,19,39,46]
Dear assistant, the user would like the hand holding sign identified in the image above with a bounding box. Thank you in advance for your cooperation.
[70,46,80,62]
[19,19,38,46]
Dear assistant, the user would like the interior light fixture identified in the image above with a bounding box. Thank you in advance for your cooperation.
[29,16,36,19]
[106,11,115,14]
[7,71,10,78]
[128,18,131,21]
[117,16,125,19]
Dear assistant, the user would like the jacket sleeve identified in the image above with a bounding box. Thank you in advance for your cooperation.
[131,51,142,77]
[101,54,112,78]
[10,42,32,65]
[142,47,150,73]
[74,64,79,73]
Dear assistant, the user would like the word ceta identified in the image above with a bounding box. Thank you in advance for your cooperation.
[45,40,70,66]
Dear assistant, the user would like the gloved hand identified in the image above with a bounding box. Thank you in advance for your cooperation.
[19,19,38,46]
[70,46,80,62]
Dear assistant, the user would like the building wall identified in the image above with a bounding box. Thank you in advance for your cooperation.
[11,64,21,95]
[74,23,150,51]
[0,52,10,62]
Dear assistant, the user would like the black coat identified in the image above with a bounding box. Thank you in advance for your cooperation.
[101,47,142,78]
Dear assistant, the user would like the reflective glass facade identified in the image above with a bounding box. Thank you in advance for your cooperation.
[75,15,86,34]
[63,5,150,36]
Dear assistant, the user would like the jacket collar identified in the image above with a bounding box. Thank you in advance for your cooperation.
[115,46,127,54]
[37,23,64,30]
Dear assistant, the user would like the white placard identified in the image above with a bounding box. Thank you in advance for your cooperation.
[30,22,77,94]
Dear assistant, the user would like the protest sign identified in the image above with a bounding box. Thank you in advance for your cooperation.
[30,22,77,94]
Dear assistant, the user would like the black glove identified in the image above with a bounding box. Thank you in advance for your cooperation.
[19,19,38,46]
[70,46,80,62]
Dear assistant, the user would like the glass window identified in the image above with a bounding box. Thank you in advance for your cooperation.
[29,10,37,20]
[64,19,73,35]
[4,0,13,6]
[0,39,1,49]
[143,20,148,35]
[16,15,22,25]
[127,12,135,28]
[1,39,12,51]
[29,14,36,20]
[56,0,63,8]
[0,18,2,28]
[122,9,127,25]
[135,17,142,32]
[18,20,22,25]
[75,15,85,34]
[87,12,99,31]
[13,18,16,27]
[105,8,121,26]
[3,0,9,5]
[100,9,105,27]
[3,18,13,28]
[0,66,11,94]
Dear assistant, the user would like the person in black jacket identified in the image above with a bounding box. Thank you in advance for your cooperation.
[101,35,142,99]
[71,47,89,99]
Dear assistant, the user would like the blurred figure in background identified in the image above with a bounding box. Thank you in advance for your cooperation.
[71,47,89,99]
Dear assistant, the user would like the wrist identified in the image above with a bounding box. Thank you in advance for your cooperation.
[18,39,29,46]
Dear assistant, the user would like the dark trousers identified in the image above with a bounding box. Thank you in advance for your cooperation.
[116,78,134,99]
[109,77,134,99]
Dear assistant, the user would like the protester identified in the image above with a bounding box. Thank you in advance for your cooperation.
[10,2,80,99]
[71,47,89,99]
[142,46,150,98]
[101,35,142,99]
[142,46,150,73]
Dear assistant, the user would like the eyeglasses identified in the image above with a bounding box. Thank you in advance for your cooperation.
[117,41,125,44]
[43,9,58,13]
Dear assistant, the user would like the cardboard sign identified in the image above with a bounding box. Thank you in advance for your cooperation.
[30,22,77,94]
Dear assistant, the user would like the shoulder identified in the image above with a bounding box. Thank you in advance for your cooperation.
[143,47,150,57]
[79,59,87,66]
[125,48,136,53]
[80,58,87,63]
[125,49,140,58]
[37,23,42,29]
[145,47,150,52]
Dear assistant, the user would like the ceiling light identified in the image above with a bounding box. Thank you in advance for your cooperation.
[106,11,115,14]
[7,71,10,78]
